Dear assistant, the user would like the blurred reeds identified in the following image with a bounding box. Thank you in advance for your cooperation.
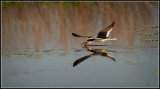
[2,2,158,55]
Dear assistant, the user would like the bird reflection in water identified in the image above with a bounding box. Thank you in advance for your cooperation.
[73,45,116,67]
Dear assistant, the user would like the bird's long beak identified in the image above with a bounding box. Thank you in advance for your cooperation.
[81,42,84,45]
[82,45,88,49]
[81,42,88,45]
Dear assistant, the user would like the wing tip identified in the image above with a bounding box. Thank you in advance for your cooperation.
[111,21,115,27]
[73,61,79,67]
[73,64,76,67]
[72,33,76,35]
[72,33,80,37]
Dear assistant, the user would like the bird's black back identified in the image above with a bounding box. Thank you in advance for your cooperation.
[97,21,115,39]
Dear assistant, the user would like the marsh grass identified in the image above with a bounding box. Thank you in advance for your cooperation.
[2,2,158,55]
[4,49,56,57]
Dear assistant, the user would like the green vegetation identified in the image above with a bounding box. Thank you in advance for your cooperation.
[129,29,158,36]
[2,1,24,9]
[138,31,158,36]
[90,2,95,12]
[123,45,158,49]
[154,72,158,75]
[2,1,96,11]
[142,25,159,28]
[3,49,56,57]
[139,38,158,43]
[37,1,53,7]
[124,24,158,49]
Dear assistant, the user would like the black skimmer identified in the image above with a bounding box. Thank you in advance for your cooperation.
[73,46,116,67]
[72,21,117,45]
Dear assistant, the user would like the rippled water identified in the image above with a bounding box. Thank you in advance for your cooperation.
[2,2,159,88]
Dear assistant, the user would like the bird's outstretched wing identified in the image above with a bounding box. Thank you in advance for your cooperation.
[97,21,115,39]
[73,54,94,67]
[72,33,93,38]
[101,53,116,62]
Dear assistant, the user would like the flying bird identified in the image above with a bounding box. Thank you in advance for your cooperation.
[72,21,117,45]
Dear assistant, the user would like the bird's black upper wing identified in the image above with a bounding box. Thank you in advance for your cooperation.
[72,33,93,38]
[97,21,115,39]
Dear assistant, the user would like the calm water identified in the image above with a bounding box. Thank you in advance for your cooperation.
[2,2,159,88]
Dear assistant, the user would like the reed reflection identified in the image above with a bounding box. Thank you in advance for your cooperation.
[73,45,116,67]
